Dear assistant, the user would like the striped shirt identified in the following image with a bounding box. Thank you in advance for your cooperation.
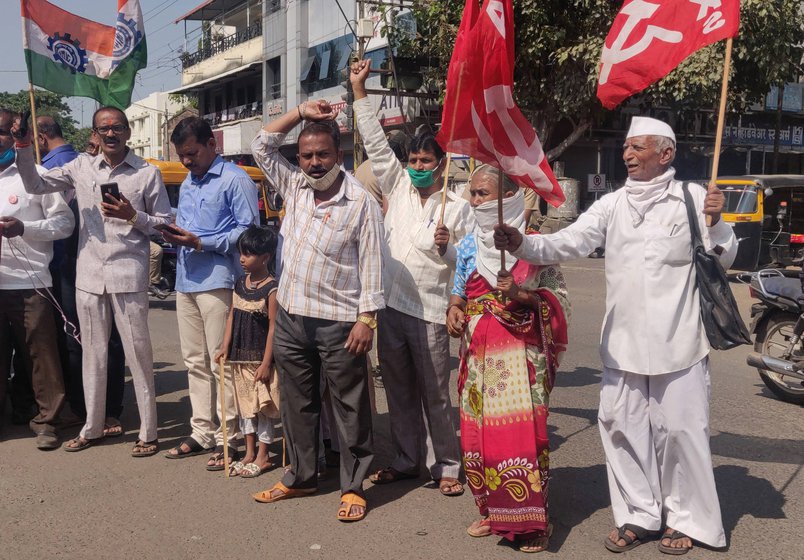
[251,130,385,322]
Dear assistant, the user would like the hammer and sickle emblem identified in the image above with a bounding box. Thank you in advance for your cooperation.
[599,0,684,85]
[470,85,545,185]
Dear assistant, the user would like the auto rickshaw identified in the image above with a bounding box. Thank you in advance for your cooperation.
[146,159,282,225]
[720,175,804,270]
[144,159,283,291]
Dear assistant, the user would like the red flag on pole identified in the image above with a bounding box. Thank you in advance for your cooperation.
[436,0,564,207]
[597,0,740,110]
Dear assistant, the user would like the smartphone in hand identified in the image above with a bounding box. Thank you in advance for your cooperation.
[154,223,183,236]
[100,182,120,202]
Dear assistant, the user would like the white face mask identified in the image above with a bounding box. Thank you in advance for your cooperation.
[300,164,342,192]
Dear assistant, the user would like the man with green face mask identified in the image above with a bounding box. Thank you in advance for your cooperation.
[351,59,474,497]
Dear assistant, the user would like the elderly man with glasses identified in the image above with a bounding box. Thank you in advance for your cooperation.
[14,106,172,458]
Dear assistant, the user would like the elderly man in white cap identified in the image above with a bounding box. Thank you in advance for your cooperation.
[493,117,736,555]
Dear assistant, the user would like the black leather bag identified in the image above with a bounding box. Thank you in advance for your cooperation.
[681,183,751,350]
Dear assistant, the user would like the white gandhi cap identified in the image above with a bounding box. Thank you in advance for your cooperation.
[626,116,676,144]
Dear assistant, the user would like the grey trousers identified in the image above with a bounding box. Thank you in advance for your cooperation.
[76,289,157,442]
[274,306,374,495]
[377,307,461,479]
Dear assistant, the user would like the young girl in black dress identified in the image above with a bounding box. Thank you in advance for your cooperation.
[215,225,280,477]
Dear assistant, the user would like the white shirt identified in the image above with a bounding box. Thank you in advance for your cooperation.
[354,97,474,324]
[513,177,737,375]
[0,163,73,290]
[251,130,385,322]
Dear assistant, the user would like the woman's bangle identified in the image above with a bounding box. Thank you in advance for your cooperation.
[298,102,307,121]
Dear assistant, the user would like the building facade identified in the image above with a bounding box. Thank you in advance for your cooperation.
[124,92,186,160]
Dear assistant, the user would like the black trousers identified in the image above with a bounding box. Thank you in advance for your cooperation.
[274,306,374,496]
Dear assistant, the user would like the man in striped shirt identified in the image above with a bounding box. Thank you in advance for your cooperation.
[250,100,384,523]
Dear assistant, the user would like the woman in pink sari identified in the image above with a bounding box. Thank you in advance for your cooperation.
[447,165,570,553]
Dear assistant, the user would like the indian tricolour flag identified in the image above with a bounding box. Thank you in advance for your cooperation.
[21,0,147,109]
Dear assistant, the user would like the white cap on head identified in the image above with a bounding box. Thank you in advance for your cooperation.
[627,116,676,144]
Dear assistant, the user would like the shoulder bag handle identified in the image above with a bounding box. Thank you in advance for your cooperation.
[681,182,705,251]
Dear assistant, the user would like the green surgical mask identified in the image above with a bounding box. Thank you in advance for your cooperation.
[407,167,437,189]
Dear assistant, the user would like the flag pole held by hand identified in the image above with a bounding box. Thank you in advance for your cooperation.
[438,152,453,225]
[497,169,506,271]
[707,37,734,227]
[217,356,229,478]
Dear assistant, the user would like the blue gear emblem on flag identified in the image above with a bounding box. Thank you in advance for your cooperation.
[46,32,88,74]
[113,13,142,67]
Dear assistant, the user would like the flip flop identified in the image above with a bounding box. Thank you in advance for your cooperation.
[438,477,465,496]
[369,466,419,485]
[241,462,272,478]
[467,518,492,538]
[64,436,102,453]
[206,446,239,471]
[519,523,554,553]
[253,482,317,503]
[102,418,123,437]
[131,440,159,458]
[658,530,693,555]
[164,438,211,459]
[604,524,657,553]
[337,492,367,522]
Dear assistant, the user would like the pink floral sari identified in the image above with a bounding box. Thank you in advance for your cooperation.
[458,258,569,541]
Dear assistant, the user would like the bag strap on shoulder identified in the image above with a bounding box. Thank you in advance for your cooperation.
[681,182,704,250]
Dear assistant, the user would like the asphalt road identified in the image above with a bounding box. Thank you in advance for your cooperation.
[1,258,802,560]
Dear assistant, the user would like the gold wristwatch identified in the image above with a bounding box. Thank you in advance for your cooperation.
[357,314,377,330]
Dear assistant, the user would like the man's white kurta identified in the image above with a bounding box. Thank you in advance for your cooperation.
[512,177,737,374]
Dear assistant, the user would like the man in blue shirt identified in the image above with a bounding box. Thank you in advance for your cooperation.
[37,116,79,169]
[161,117,259,469]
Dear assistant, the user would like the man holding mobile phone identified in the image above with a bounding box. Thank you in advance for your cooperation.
[161,116,258,469]
[13,106,172,458]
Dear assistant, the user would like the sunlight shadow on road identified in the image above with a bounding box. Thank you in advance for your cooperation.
[715,464,787,538]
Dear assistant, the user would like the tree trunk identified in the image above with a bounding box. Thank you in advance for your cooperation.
[546,119,591,162]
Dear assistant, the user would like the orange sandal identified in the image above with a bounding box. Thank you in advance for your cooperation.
[253,482,316,503]
[337,492,367,522]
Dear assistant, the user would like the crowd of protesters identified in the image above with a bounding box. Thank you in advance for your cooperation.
[0,57,735,555]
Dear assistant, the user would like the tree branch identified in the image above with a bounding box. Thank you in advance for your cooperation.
[546,119,591,162]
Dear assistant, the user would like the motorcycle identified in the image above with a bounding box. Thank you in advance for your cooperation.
[742,268,804,404]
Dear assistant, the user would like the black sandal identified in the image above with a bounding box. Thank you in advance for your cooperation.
[206,446,239,471]
[658,530,693,555]
[604,524,657,553]
[368,466,419,485]
[131,439,159,458]
[164,438,210,459]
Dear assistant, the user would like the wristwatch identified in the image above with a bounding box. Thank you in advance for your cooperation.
[357,314,377,330]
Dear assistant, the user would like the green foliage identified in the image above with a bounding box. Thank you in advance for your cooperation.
[401,0,803,158]
[0,89,87,148]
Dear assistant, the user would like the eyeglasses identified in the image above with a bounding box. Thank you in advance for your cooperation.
[94,125,128,135]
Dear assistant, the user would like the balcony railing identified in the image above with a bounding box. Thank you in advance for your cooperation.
[181,21,262,69]
[203,101,263,126]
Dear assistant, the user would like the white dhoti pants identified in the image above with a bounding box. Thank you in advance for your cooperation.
[598,357,726,548]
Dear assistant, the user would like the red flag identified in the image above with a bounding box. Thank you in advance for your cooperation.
[436,0,564,207]
[597,0,740,110]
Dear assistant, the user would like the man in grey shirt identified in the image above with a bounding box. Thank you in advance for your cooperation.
[14,107,172,458]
